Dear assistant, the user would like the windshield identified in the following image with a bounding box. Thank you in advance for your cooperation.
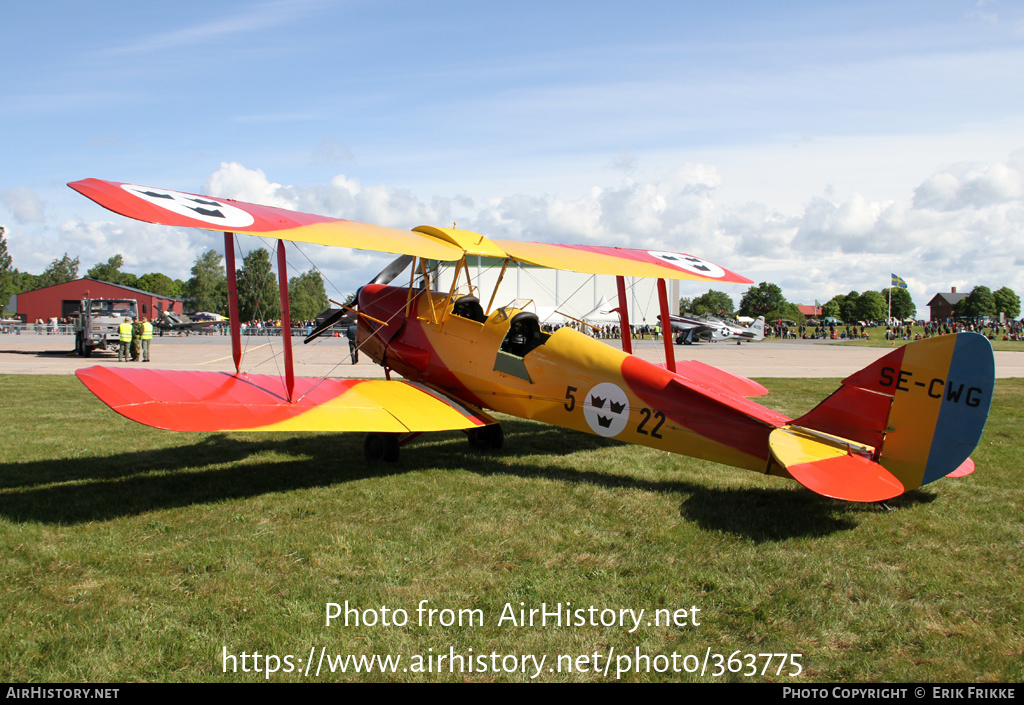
[91,300,137,318]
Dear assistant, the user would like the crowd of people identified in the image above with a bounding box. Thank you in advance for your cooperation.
[912,319,1024,341]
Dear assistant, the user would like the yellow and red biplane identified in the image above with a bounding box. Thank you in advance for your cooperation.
[69,178,995,503]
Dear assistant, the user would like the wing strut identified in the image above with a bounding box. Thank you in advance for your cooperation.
[276,239,295,402]
[615,276,632,354]
[657,278,677,373]
[224,232,242,373]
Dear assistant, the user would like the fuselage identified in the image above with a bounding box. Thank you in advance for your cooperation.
[358,284,792,474]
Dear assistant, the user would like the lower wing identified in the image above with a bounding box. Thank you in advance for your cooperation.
[76,367,494,433]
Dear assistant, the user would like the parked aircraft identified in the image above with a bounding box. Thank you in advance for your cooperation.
[68,178,994,503]
[662,314,718,345]
[711,316,765,344]
[661,314,764,345]
[154,310,220,333]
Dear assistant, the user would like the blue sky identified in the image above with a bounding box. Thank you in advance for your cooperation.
[2,0,1023,315]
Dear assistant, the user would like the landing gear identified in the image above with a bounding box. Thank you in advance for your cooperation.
[364,432,401,462]
[466,424,504,451]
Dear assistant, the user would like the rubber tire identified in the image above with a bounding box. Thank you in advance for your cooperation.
[467,424,504,451]
[364,432,400,462]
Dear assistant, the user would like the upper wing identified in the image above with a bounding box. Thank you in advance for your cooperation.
[69,178,749,282]
[76,367,494,433]
[68,178,465,261]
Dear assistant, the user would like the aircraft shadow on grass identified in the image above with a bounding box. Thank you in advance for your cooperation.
[0,418,933,540]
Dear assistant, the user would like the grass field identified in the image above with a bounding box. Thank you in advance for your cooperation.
[1,375,1021,682]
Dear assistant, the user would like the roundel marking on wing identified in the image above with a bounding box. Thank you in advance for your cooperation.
[121,184,256,229]
[647,251,726,279]
[584,382,630,438]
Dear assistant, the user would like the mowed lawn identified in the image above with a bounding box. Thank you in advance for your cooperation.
[0,375,1020,682]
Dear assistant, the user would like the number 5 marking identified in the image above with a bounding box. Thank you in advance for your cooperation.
[564,386,577,412]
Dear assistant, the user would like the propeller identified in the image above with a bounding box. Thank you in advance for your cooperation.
[303,254,414,344]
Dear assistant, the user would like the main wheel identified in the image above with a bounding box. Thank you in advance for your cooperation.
[467,424,503,451]
[364,432,400,462]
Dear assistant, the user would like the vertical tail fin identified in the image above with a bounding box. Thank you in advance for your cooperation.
[794,332,994,493]
[750,316,765,341]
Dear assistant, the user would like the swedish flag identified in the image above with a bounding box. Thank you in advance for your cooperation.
[891,273,908,289]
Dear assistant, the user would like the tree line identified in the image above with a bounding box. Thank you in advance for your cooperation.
[681,282,1021,323]
[0,228,331,322]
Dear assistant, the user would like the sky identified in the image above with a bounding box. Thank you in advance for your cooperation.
[2,0,1023,316]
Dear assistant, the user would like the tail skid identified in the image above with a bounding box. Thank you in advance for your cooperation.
[769,333,994,501]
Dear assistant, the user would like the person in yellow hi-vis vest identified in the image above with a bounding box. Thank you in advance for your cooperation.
[140,317,153,362]
[118,317,134,362]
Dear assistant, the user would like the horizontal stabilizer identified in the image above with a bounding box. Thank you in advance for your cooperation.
[76,367,493,434]
[769,426,904,502]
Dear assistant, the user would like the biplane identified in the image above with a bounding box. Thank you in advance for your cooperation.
[68,178,995,503]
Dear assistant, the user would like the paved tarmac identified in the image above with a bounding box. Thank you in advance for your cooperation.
[1,330,1022,378]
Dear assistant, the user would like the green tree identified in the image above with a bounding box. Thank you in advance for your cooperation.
[184,250,227,314]
[881,287,916,321]
[36,253,80,289]
[288,269,329,322]
[678,296,693,315]
[0,227,13,315]
[13,270,37,295]
[738,282,786,318]
[784,302,807,323]
[87,254,126,284]
[957,286,996,319]
[993,287,1020,319]
[237,248,279,322]
[839,290,860,322]
[691,289,734,317]
[855,291,886,322]
[137,272,181,297]
[821,298,842,319]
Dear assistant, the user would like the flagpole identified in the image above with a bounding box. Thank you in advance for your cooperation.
[887,274,892,345]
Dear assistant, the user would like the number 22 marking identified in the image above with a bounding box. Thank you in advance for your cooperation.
[637,408,665,439]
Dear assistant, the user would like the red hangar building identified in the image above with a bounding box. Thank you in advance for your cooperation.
[16,278,183,323]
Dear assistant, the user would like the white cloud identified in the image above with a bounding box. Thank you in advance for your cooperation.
[1,187,46,224]
[56,152,1024,319]
[203,163,293,209]
[913,156,1024,210]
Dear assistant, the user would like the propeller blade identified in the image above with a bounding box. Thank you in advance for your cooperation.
[303,308,348,345]
[304,255,411,345]
[371,255,414,285]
